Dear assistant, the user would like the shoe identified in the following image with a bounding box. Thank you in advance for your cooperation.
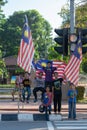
[12,98,14,101]
[34,99,37,103]
[26,100,29,103]
[22,99,25,103]
[68,118,72,120]
[73,118,77,120]
[58,112,62,115]
[49,111,51,114]
[54,112,57,115]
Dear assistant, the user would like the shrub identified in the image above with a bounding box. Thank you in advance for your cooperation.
[76,86,85,101]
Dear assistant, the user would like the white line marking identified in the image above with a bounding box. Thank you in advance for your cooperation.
[47,121,54,130]
[55,123,87,126]
[0,114,1,121]
[56,126,87,129]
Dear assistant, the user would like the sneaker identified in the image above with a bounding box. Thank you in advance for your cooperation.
[22,99,25,103]
[12,98,14,101]
[58,112,62,115]
[73,118,77,120]
[54,112,57,115]
[34,99,37,103]
[49,111,51,114]
[68,118,72,120]
[26,100,29,103]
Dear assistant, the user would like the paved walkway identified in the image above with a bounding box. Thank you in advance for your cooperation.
[0,99,87,120]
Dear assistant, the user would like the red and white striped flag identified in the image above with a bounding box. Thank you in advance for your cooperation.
[17,15,34,73]
[64,35,82,86]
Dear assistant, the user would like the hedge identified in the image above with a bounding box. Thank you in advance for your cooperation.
[76,86,85,101]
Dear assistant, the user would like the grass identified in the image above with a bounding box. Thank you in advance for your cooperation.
[0,84,15,88]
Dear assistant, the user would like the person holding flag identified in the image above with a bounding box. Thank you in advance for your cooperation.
[43,61,57,91]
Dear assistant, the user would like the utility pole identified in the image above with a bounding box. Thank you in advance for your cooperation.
[70,0,77,53]
[70,0,75,34]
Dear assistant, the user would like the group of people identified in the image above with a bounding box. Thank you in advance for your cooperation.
[12,61,77,120]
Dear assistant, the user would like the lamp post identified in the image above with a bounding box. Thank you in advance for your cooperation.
[70,0,75,34]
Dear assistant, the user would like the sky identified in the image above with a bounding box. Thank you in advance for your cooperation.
[2,0,68,37]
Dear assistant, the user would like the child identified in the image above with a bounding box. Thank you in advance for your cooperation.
[43,86,53,114]
[22,73,31,103]
[52,72,63,114]
[67,83,77,120]
[42,86,53,120]
[12,75,22,101]
[33,72,45,102]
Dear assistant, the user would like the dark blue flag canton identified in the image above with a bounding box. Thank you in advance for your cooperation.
[32,59,52,70]
[73,37,82,59]
[22,18,30,44]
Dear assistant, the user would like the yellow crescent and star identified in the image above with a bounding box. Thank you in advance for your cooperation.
[24,29,28,38]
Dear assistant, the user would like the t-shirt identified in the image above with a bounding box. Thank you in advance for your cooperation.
[35,77,45,88]
[43,92,52,106]
[53,78,63,95]
[43,67,56,81]
[22,79,31,87]
[67,89,77,103]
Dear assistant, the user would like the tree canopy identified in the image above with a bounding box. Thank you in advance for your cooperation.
[0,10,53,59]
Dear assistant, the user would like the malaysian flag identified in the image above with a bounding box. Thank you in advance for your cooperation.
[33,59,67,81]
[64,35,82,86]
[17,15,34,73]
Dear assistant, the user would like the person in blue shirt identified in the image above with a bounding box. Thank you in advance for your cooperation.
[67,83,77,120]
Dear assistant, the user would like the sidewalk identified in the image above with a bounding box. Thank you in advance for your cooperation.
[0,99,87,120]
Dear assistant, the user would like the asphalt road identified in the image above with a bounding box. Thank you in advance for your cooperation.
[0,121,52,130]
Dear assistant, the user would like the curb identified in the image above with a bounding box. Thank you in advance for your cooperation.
[0,113,62,121]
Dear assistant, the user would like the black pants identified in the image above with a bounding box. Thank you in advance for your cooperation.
[53,93,62,113]
[33,87,45,100]
[45,81,53,92]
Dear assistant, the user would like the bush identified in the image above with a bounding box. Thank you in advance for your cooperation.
[76,86,85,101]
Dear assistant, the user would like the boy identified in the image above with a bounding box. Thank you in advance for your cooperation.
[33,72,45,102]
[67,83,77,120]
[42,86,53,120]
[22,73,31,103]
[52,72,63,114]
[43,61,56,91]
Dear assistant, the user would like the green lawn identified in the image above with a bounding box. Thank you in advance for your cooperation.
[0,84,15,88]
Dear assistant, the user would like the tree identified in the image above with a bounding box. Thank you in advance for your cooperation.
[82,53,87,73]
[0,50,8,79]
[58,3,70,28]
[0,10,52,59]
[0,0,7,30]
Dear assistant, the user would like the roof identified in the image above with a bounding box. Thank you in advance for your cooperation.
[4,56,17,66]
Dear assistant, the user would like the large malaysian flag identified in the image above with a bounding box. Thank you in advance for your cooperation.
[64,35,82,86]
[17,15,34,73]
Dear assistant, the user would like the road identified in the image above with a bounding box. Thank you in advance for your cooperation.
[0,120,87,130]
[0,121,51,130]
[53,119,87,130]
